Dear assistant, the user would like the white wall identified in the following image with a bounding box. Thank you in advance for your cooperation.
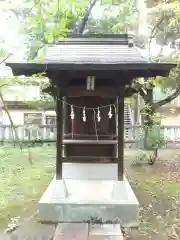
[2,109,56,125]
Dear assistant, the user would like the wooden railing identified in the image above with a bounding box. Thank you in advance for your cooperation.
[1,124,180,143]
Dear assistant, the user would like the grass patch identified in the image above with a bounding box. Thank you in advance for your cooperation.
[0,144,55,229]
[1,146,180,238]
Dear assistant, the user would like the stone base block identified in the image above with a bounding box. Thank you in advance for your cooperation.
[38,176,139,227]
[62,163,118,180]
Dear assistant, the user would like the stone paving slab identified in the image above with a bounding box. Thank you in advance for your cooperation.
[53,223,124,240]
[90,224,123,236]
[89,224,124,240]
[6,222,56,240]
[53,223,88,240]
[2,222,124,240]
[89,236,123,240]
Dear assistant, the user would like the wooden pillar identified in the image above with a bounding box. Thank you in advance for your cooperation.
[62,96,67,158]
[117,88,124,181]
[56,87,63,179]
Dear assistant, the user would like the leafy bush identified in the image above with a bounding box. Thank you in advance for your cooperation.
[144,125,165,150]
[134,125,166,165]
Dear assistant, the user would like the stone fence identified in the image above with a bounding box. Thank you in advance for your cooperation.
[0,124,180,146]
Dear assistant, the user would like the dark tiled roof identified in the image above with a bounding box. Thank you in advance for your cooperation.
[44,36,148,64]
[44,44,147,64]
[5,34,176,77]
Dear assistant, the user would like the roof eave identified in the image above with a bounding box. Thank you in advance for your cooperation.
[6,62,176,78]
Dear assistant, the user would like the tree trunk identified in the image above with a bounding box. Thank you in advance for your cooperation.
[148,148,158,165]
[76,0,97,34]
[0,91,23,149]
[27,145,33,164]
[134,95,139,125]
[141,89,154,149]
[140,88,163,164]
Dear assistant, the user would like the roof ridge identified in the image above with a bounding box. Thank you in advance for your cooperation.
[54,39,129,45]
[67,33,129,39]
[53,33,133,46]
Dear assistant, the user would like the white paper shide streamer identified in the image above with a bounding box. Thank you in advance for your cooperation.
[82,107,86,122]
[108,105,113,119]
[70,105,75,120]
[97,107,101,122]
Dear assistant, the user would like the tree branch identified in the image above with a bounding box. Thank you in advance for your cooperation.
[76,0,97,34]
[157,34,168,57]
[139,83,180,110]
[148,15,166,56]
[152,86,180,109]
[0,53,12,64]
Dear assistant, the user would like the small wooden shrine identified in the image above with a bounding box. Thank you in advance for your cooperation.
[6,34,176,226]
[7,34,175,179]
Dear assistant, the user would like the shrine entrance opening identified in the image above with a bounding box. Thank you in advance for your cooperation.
[64,95,117,163]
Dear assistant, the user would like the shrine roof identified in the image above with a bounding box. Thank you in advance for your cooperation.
[6,34,176,77]
[44,34,146,64]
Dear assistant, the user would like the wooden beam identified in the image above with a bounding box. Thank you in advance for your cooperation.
[56,87,63,179]
[117,88,124,181]
[65,87,117,98]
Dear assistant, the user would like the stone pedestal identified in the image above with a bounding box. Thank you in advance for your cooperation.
[38,163,139,227]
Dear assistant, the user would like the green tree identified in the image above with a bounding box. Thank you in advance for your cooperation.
[2,0,180,116]
[11,0,98,60]
[86,0,138,33]
[12,0,180,115]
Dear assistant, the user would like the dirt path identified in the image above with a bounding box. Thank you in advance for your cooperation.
[126,161,180,239]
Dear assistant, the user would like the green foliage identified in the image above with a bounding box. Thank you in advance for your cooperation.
[143,125,165,150]
[25,96,55,110]
[22,0,88,60]
[12,0,139,59]
[148,1,180,40]
[86,0,138,33]
[169,1,180,27]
